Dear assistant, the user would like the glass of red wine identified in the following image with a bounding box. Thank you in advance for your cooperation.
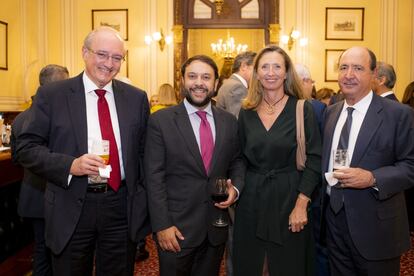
[211,177,229,227]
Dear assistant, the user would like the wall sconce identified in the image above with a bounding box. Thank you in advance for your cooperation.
[214,0,224,15]
[144,29,173,51]
[280,28,308,50]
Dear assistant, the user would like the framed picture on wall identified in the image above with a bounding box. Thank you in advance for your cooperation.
[119,50,129,78]
[325,8,364,40]
[325,49,345,82]
[92,9,128,40]
[0,20,8,70]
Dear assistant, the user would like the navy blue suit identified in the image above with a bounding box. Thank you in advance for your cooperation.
[321,94,414,274]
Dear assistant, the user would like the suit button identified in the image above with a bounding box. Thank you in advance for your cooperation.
[78,199,83,204]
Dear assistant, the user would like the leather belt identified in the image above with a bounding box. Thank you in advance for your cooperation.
[87,180,126,193]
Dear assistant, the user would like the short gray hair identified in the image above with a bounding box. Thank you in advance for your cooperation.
[83,26,124,49]
[294,63,311,80]
[377,61,396,89]
[39,64,69,86]
[232,51,256,74]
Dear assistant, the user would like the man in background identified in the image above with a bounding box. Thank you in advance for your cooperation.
[372,61,398,101]
[11,64,69,276]
[145,55,245,276]
[322,46,414,276]
[216,51,256,117]
[15,27,150,275]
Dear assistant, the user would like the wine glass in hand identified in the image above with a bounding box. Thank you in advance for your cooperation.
[211,177,229,227]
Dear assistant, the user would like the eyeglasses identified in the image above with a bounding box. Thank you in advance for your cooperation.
[87,48,125,64]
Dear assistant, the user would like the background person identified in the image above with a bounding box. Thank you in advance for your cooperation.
[15,27,150,275]
[11,64,69,276]
[216,51,256,118]
[233,45,322,276]
[372,61,398,101]
[150,83,178,113]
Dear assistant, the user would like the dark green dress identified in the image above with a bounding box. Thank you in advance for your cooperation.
[233,96,322,276]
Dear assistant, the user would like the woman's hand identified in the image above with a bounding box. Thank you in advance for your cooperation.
[288,193,310,232]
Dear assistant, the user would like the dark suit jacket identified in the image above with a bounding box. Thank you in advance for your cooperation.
[15,73,151,254]
[321,94,414,260]
[216,74,247,117]
[384,92,398,101]
[11,110,46,218]
[145,102,245,248]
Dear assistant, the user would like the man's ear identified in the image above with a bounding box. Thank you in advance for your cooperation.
[214,78,219,91]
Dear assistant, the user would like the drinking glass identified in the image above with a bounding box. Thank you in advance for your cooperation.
[90,139,110,183]
[211,177,229,227]
[332,149,349,171]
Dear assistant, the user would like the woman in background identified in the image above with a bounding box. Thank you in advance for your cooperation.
[402,81,414,108]
[150,83,178,113]
[233,45,321,276]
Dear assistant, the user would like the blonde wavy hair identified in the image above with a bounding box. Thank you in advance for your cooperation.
[242,45,304,110]
[158,83,178,106]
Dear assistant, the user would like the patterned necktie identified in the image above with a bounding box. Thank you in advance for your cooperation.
[331,107,354,213]
[196,111,214,173]
[95,89,121,191]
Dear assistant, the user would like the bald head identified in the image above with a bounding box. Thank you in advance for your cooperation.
[338,47,377,105]
[82,27,126,88]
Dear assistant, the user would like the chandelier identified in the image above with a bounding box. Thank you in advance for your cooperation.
[210,37,248,59]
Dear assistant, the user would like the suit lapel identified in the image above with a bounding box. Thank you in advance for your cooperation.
[209,106,225,174]
[174,103,206,174]
[66,74,88,154]
[322,102,344,172]
[351,95,383,166]
[112,80,130,168]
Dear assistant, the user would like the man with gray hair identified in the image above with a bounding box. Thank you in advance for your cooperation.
[11,64,69,276]
[372,61,398,101]
[216,51,256,117]
[16,27,150,275]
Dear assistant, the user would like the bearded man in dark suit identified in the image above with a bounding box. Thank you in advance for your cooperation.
[145,55,245,276]
[321,47,414,276]
[15,27,150,276]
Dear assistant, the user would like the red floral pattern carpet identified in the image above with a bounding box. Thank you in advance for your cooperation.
[135,234,414,275]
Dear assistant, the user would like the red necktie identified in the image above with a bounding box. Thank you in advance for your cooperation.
[196,111,214,173]
[95,89,121,191]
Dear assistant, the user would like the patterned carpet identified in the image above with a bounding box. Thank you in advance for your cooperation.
[135,234,414,275]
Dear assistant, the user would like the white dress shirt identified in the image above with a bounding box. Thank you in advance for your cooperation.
[83,73,125,180]
[326,91,373,194]
[184,98,216,148]
[380,90,395,98]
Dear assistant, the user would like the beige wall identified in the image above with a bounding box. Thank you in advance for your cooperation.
[0,0,413,111]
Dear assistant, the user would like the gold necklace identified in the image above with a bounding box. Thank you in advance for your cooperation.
[263,94,285,114]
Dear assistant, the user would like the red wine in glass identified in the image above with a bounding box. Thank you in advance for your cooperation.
[212,177,229,227]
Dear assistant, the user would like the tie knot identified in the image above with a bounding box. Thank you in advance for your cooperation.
[95,89,106,98]
[196,111,208,121]
[347,107,354,115]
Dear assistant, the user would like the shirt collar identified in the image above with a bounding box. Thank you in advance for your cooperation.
[233,73,248,88]
[342,90,373,116]
[183,98,213,116]
[380,91,394,97]
[83,72,114,95]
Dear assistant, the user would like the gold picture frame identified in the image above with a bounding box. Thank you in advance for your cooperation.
[92,9,128,41]
[119,50,129,78]
[325,49,345,82]
[0,20,8,70]
[325,8,364,40]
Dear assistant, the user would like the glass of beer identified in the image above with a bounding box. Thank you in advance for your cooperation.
[92,139,110,165]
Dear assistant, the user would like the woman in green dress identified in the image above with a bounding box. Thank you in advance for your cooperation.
[233,45,322,275]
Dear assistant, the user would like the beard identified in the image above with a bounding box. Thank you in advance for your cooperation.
[183,85,214,107]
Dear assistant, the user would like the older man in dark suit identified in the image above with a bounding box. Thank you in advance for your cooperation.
[15,27,150,276]
[145,55,245,276]
[11,64,69,276]
[216,51,256,118]
[321,46,414,276]
[372,61,398,101]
